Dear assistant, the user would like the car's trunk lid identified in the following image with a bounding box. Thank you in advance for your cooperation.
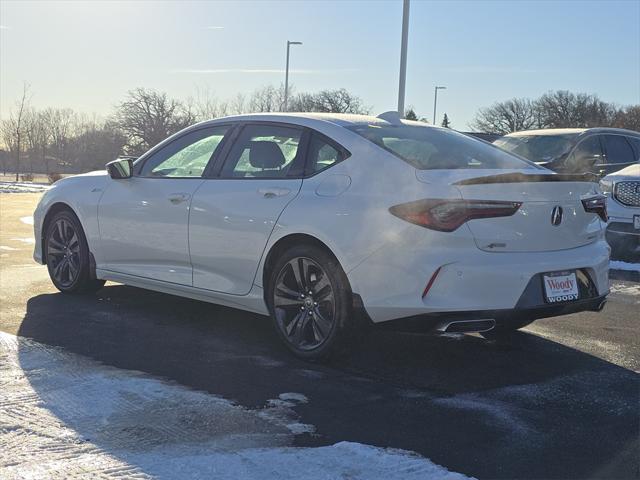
[416,169,603,253]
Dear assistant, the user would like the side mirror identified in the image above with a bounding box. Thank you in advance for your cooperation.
[106,158,133,179]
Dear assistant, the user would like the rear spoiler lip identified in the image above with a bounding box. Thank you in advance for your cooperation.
[454,172,598,186]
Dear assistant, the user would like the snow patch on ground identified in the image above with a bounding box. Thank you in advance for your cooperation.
[257,392,315,435]
[0,181,50,193]
[432,370,634,444]
[433,396,533,436]
[10,237,35,244]
[278,392,309,403]
[0,245,18,251]
[0,332,471,480]
[609,283,640,297]
[610,260,640,273]
[20,215,34,225]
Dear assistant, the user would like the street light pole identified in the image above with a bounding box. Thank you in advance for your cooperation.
[433,86,446,125]
[284,40,302,112]
[397,0,410,115]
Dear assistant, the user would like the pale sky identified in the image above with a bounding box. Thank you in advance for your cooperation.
[1,0,639,129]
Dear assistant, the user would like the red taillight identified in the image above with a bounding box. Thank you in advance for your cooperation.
[582,195,608,222]
[389,199,522,232]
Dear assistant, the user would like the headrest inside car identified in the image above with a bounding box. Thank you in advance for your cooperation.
[249,141,286,169]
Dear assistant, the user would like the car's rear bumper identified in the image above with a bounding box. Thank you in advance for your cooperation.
[374,284,607,333]
[348,227,610,323]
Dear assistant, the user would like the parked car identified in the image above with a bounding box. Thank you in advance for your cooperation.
[33,113,609,359]
[462,132,502,143]
[494,128,640,176]
[600,163,640,261]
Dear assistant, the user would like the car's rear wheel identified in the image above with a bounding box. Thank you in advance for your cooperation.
[45,210,105,294]
[267,244,354,360]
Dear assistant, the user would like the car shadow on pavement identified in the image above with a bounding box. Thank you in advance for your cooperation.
[15,284,640,480]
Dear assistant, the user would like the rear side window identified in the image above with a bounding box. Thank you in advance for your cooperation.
[221,124,303,178]
[623,136,640,161]
[306,134,346,174]
[348,124,536,170]
[603,135,635,165]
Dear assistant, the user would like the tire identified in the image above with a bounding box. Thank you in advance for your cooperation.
[44,210,105,294]
[266,244,355,360]
[480,319,534,339]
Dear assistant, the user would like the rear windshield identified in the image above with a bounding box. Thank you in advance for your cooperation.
[493,134,578,162]
[347,124,536,170]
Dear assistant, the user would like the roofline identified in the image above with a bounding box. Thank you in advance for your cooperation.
[506,127,640,137]
[188,112,450,130]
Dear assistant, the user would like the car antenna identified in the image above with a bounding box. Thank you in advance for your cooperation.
[377,111,404,125]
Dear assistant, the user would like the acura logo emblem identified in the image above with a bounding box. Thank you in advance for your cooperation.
[551,206,563,226]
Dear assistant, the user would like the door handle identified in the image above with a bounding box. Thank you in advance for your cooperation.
[258,187,291,198]
[168,193,191,204]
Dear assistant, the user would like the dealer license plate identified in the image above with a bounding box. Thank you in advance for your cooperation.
[634,215,640,230]
[543,271,579,303]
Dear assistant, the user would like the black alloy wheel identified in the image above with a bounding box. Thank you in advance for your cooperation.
[268,244,355,360]
[45,210,105,294]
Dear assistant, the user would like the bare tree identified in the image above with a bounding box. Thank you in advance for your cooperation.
[1,84,373,176]
[190,86,222,122]
[47,108,78,172]
[0,82,31,180]
[114,88,195,155]
[536,90,617,128]
[613,105,640,132]
[0,123,18,175]
[229,93,246,115]
[25,109,52,174]
[472,90,632,133]
[289,88,369,114]
[288,92,316,112]
[248,85,285,113]
[471,98,539,134]
[69,117,127,171]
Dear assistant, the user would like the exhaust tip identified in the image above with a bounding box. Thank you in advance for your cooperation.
[438,319,496,334]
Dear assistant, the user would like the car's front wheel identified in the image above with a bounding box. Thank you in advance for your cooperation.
[45,210,105,294]
[267,245,354,360]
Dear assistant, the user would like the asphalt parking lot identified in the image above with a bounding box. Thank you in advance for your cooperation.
[1,192,638,479]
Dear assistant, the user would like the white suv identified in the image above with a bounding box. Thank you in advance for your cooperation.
[600,164,640,260]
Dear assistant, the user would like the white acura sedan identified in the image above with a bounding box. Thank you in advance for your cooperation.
[33,113,610,359]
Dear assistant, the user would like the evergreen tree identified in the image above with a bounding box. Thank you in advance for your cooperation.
[404,108,418,121]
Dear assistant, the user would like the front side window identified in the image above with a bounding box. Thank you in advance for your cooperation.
[306,134,344,174]
[603,135,635,165]
[349,124,537,170]
[140,126,229,178]
[221,125,302,178]
[566,136,603,167]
